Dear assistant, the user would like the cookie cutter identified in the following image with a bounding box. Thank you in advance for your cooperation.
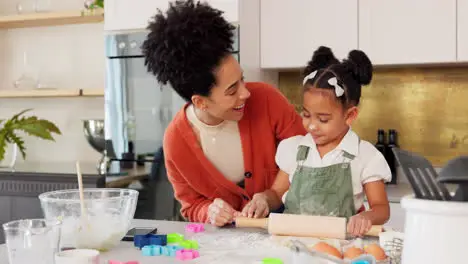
[134,234,167,248]
[175,249,200,260]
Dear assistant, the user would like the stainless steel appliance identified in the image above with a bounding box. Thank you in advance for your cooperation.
[104,27,239,220]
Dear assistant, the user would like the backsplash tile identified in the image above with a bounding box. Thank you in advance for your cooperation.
[278,66,468,166]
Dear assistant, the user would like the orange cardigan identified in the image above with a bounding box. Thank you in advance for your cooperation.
[163,82,306,223]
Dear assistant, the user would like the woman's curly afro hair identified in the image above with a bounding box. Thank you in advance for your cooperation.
[142,0,236,102]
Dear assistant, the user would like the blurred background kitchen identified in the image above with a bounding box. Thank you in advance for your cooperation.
[0,0,467,243]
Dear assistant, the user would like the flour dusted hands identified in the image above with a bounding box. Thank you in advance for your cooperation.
[241,193,269,218]
[207,198,240,226]
[347,213,372,237]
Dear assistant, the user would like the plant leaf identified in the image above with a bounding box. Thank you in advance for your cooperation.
[35,119,61,135]
[10,108,33,121]
[10,116,61,140]
[6,133,26,160]
[0,108,61,162]
[0,132,6,162]
[15,122,54,140]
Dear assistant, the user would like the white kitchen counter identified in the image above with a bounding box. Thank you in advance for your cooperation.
[0,218,390,264]
[0,219,299,264]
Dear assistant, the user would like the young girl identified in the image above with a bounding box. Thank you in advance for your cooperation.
[241,46,391,237]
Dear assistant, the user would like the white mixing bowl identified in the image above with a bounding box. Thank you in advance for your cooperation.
[39,188,138,251]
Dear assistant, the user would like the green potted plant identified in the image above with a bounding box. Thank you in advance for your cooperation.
[0,109,61,163]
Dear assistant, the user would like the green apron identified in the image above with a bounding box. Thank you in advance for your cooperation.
[284,145,356,219]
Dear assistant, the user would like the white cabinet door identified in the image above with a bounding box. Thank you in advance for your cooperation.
[458,0,468,61]
[105,0,238,32]
[260,0,358,69]
[387,202,406,232]
[359,0,456,65]
[104,0,168,31]
[207,0,239,24]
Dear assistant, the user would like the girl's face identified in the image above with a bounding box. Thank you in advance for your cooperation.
[301,87,358,146]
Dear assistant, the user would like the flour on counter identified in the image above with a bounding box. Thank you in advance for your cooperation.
[191,227,280,250]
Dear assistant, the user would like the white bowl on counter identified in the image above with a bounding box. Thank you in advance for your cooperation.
[39,188,138,252]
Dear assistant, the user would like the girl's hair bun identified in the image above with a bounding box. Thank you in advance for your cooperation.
[303,46,339,76]
[345,50,373,85]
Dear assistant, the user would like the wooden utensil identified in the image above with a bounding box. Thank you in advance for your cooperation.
[235,213,383,240]
[76,161,90,229]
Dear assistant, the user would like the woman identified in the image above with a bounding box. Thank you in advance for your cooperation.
[142,0,306,226]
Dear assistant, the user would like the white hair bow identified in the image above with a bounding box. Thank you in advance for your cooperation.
[328,77,345,97]
[302,70,317,85]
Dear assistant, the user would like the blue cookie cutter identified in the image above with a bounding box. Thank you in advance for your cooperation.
[141,245,183,257]
[134,234,167,248]
[142,245,162,256]
[162,245,184,257]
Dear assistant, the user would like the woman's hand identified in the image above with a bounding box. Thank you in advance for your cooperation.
[207,198,240,227]
[241,193,269,218]
[347,213,373,237]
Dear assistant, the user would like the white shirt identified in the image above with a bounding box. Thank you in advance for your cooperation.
[185,104,245,183]
[275,129,392,211]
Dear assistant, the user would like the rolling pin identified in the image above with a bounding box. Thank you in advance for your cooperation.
[235,213,383,240]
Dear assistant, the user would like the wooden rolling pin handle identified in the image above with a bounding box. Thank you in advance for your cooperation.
[234,217,269,229]
[366,225,384,237]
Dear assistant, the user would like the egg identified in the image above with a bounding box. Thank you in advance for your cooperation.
[343,247,365,259]
[312,242,343,259]
[364,243,387,261]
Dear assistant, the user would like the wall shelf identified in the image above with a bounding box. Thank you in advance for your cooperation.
[0,88,104,98]
[0,9,104,29]
[81,88,105,97]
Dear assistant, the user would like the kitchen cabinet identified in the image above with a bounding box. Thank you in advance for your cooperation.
[105,0,238,32]
[260,0,358,69]
[458,0,468,61]
[359,0,457,65]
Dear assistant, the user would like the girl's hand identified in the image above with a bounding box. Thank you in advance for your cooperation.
[207,198,240,227]
[241,193,269,218]
[347,213,372,237]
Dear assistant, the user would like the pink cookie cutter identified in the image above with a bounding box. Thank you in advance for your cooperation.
[176,249,200,260]
[108,261,139,264]
[185,223,205,233]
